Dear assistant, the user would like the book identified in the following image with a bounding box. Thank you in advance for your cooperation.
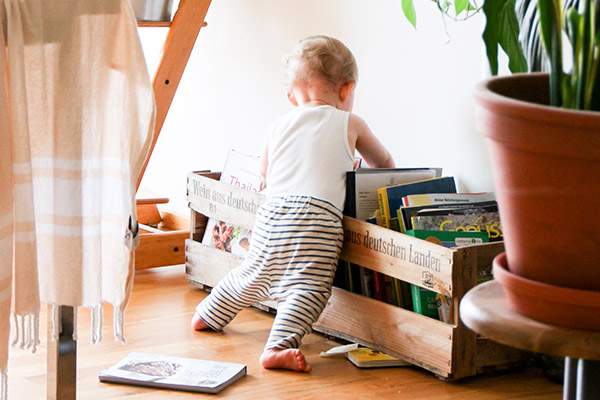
[410,205,502,241]
[339,167,441,296]
[98,352,247,394]
[401,192,496,208]
[344,168,442,221]
[201,149,261,257]
[377,177,457,231]
[346,347,410,368]
[398,200,498,232]
[405,229,489,322]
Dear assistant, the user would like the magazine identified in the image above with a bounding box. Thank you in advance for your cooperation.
[201,149,262,257]
[98,352,247,394]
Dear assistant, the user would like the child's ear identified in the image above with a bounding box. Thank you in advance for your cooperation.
[339,82,355,102]
[287,90,299,106]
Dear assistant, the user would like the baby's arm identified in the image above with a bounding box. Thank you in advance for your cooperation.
[348,114,395,168]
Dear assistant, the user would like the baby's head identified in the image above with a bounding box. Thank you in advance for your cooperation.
[283,36,358,93]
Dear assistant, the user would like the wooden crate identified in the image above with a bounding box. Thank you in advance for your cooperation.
[185,171,527,379]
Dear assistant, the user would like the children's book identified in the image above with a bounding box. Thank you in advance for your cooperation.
[344,168,442,221]
[201,149,261,257]
[398,200,498,232]
[401,192,496,208]
[98,352,247,394]
[410,205,502,241]
[338,167,441,295]
[346,347,410,368]
[377,177,457,231]
[405,229,489,322]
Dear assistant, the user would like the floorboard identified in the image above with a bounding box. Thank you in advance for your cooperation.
[8,265,562,399]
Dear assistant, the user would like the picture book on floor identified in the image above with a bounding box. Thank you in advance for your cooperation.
[346,347,410,368]
[201,149,261,257]
[98,352,247,394]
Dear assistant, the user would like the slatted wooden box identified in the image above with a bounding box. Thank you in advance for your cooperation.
[185,171,527,379]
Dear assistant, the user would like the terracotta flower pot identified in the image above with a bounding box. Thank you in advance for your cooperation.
[475,73,600,328]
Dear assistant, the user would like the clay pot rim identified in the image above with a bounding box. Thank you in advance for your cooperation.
[474,73,600,126]
[493,252,600,306]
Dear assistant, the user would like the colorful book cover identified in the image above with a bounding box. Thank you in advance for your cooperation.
[410,207,502,241]
[346,347,410,368]
[398,200,498,232]
[201,149,261,257]
[377,177,457,230]
[98,352,247,394]
[401,192,495,207]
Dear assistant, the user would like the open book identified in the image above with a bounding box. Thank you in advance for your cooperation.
[98,352,247,394]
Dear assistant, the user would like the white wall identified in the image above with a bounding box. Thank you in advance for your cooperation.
[138,0,494,215]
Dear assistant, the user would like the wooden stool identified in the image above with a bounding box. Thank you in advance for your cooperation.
[460,280,600,400]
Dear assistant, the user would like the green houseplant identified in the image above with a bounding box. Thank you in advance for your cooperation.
[403,0,600,330]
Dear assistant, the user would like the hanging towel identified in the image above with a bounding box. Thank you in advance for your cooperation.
[0,0,155,397]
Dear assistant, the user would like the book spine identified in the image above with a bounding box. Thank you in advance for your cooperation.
[377,188,391,229]
[411,285,421,314]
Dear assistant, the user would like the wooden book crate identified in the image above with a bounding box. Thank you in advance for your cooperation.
[185,171,527,379]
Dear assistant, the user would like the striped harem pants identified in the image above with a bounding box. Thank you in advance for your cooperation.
[195,195,344,350]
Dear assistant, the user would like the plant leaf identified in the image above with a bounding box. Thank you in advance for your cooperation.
[402,0,418,28]
[538,0,564,106]
[482,0,528,74]
[455,0,469,16]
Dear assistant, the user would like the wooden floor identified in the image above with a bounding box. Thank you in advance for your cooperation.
[9,265,563,399]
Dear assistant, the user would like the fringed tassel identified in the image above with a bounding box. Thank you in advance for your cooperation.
[0,371,7,400]
[113,307,126,344]
[50,304,60,342]
[11,313,40,353]
[10,315,19,348]
[90,305,103,344]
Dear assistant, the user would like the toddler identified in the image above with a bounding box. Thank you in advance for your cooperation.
[191,35,394,372]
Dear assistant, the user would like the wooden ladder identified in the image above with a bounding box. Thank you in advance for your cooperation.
[133,0,212,271]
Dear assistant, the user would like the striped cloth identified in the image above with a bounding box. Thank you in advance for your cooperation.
[0,1,155,398]
[196,196,344,350]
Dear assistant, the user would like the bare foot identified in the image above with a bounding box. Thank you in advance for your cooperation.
[260,348,312,372]
[191,313,210,331]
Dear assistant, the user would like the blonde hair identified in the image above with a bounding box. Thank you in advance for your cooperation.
[283,35,358,90]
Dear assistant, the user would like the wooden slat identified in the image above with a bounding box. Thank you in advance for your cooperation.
[185,238,242,287]
[185,239,278,311]
[137,0,213,188]
[449,246,478,378]
[186,172,266,230]
[314,286,454,377]
[136,203,163,225]
[159,210,189,230]
[135,230,188,269]
[136,197,169,205]
[340,217,455,296]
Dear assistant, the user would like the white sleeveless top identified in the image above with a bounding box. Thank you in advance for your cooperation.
[263,105,355,211]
